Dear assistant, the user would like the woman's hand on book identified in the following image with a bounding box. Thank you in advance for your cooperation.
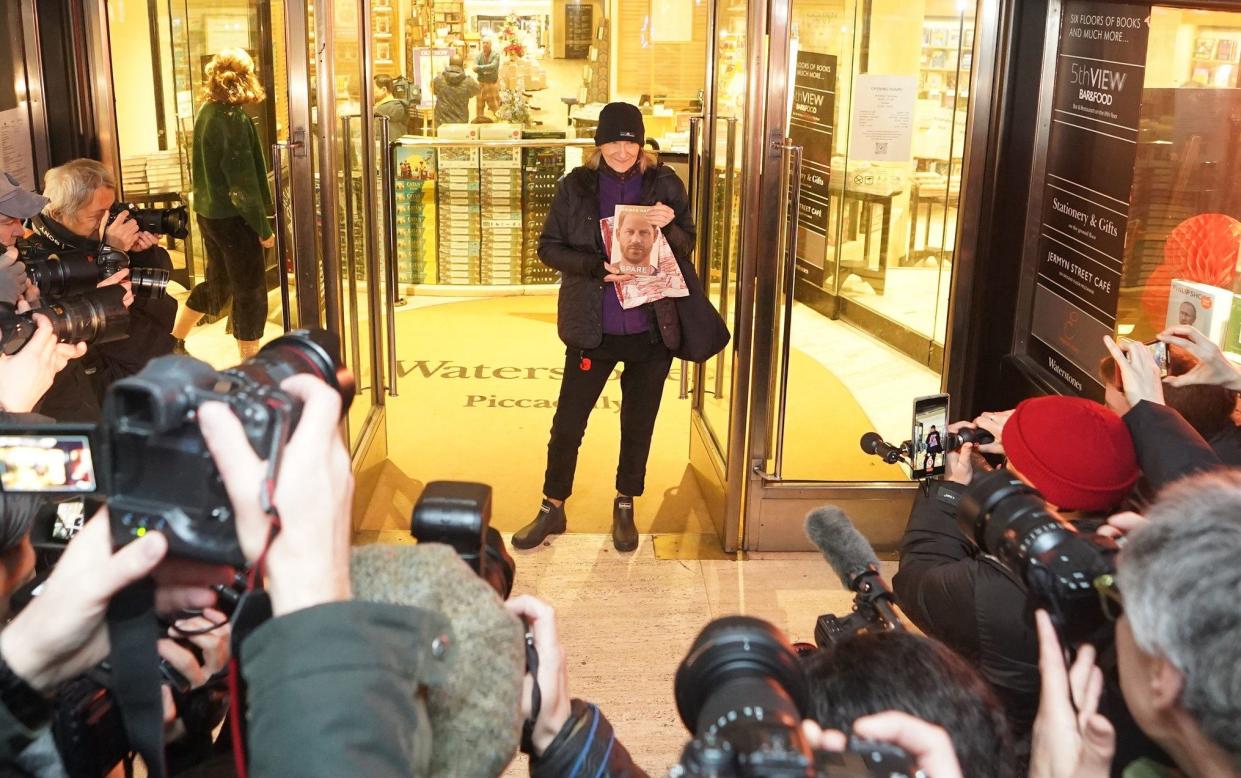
[603,262,635,284]
[647,202,675,229]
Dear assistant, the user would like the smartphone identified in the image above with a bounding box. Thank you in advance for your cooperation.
[1116,337,1169,379]
[1145,339,1169,378]
[912,393,950,480]
[0,425,100,495]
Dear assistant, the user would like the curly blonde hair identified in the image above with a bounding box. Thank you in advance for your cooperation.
[202,49,265,106]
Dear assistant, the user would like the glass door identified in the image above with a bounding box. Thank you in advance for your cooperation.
[689,0,993,551]
[104,0,390,464]
[744,0,984,550]
[686,0,756,550]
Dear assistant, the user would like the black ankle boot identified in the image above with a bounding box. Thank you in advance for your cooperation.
[512,499,567,549]
[612,496,638,552]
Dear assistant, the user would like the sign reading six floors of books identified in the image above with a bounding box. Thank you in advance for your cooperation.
[789,51,837,288]
[1028,2,1150,399]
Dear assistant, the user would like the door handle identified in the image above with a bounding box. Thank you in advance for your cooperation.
[770,138,803,481]
[379,116,399,397]
[272,141,296,332]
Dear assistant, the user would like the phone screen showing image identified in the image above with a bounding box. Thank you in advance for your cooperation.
[912,394,950,480]
[0,431,98,494]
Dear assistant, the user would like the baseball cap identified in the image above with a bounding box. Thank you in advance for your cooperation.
[0,172,49,219]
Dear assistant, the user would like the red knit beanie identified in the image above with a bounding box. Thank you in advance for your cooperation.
[1002,396,1139,512]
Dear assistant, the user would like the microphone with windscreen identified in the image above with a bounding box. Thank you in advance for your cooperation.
[804,505,905,648]
[859,431,907,464]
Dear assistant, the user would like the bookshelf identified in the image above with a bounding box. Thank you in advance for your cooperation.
[918,18,973,108]
[432,0,464,42]
[1189,31,1241,87]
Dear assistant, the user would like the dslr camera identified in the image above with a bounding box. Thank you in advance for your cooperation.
[0,287,130,355]
[410,480,515,599]
[670,616,919,777]
[18,238,171,300]
[959,469,1118,647]
[108,201,190,240]
[0,329,354,566]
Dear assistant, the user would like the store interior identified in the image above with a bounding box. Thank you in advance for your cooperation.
[98,0,981,507]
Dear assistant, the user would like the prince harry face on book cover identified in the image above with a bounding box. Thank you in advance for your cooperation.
[616,208,656,268]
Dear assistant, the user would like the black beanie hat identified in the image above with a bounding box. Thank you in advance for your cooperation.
[594,102,645,146]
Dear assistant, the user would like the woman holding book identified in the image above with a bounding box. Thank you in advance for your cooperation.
[512,102,696,553]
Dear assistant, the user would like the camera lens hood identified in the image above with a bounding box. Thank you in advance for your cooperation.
[673,615,809,735]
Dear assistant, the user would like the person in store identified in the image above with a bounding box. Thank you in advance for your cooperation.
[431,56,480,128]
[474,38,501,118]
[172,48,274,360]
[513,102,695,553]
[373,75,409,139]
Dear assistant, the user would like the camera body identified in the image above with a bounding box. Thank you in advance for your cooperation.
[410,480,516,598]
[103,330,353,565]
[959,469,1118,646]
[0,329,354,566]
[813,566,902,649]
[108,201,190,240]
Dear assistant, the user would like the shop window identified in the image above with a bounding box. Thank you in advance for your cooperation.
[1017,3,1241,399]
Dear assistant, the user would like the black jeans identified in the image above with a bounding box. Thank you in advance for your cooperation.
[188,214,268,341]
[543,333,673,500]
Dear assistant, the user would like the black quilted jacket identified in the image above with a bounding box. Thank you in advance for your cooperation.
[537,163,696,351]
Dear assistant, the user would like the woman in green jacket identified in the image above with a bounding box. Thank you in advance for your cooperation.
[173,48,274,360]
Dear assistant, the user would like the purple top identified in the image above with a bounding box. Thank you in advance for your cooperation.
[598,164,649,335]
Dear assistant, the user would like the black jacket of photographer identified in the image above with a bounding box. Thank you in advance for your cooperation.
[538,162,695,352]
[892,480,1043,739]
[26,213,176,421]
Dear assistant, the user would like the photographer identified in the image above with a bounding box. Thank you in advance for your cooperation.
[893,396,1140,742]
[29,159,175,421]
[802,630,1017,778]
[1031,471,1241,778]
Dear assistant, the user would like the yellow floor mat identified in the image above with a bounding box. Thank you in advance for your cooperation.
[359,296,902,537]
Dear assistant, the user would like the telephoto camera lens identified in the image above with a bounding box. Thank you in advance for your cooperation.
[0,286,130,355]
[674,616,816,775]
[109,202,190,240]
[229,329,358,415]
[958,469,1118,646]
[24,254,102,299]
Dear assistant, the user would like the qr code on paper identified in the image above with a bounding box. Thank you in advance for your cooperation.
[874,142,888,155]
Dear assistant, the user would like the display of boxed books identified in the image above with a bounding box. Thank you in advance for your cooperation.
[394,145,437,284]
[436,129,480,284]
[478,124,523,284]
[521,130,568,284]
[1166,279,1233,346]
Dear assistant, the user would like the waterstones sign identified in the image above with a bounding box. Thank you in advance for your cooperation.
[396,359,681,411]
[1027,1,1150,399]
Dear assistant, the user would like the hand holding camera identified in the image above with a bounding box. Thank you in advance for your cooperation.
[1103,335,1165,407]
[0,313,87,412]
[1028,610,1114,778]
[504,595,572,757]
[198,373,354,617]
[801,712,964,778]
[1158,324,1241,391]
[0,511,230,694]
[0,246,28,306]
[102,209,141,253]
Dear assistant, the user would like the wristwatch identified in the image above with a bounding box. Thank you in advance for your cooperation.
[0,651,52,731]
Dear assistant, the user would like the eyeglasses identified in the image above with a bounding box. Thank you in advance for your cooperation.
[1094,573,1125,622]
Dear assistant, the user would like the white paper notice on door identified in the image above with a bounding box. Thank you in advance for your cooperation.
[847,75,917,162]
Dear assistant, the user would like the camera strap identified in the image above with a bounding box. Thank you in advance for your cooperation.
[105,577,169,778]
[520,630,542,755]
